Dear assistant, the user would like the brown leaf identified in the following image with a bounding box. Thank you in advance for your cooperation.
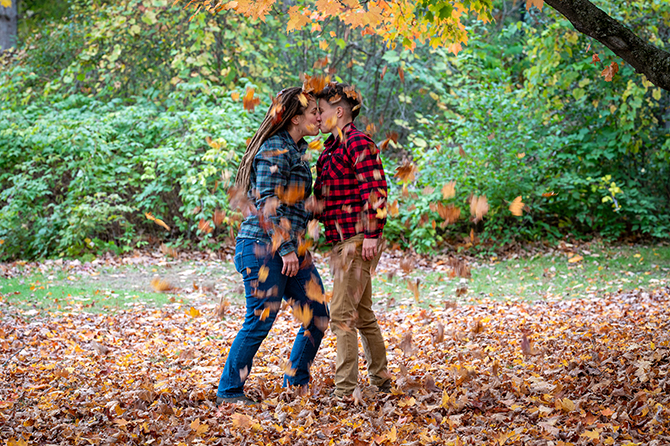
[394,160,417,183]
[399,332,415,356]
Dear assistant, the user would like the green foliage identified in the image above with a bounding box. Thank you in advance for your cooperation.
[0,84,260,260]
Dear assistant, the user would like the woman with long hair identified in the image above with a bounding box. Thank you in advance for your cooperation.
[216,87,329,405]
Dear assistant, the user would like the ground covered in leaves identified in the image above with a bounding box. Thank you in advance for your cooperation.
[2,261,670,445]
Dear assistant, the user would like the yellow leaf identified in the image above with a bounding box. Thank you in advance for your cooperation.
[517,152,525,159]
[259,307,270,321]
[376,207,387,219]
[509,196,524,216]
[568,255,583,263]
[258,265,269,283]
[560,398,576,412]
[231,91,240,101]
[286,5,311,33]
[187,307,201,318]
[0,239,4,245]
[150,277,175,292]
[292,303,313,328]
[0,0,11,7]
[305,275,327,304]
[581,429,600,440]
[388,426,397,442]
[308,138,323,151]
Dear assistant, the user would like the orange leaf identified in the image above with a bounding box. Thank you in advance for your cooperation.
[243,87,260,112]
[592,53,601,65]
[394,160,417,183]
[198,219,213,234]
[380,64,387,80]
[286,5,311,33]
[602,61,619,82]
[526,0,543,10]
[398,66,405,83]
[258,265,269,283]
[441,181,456,199]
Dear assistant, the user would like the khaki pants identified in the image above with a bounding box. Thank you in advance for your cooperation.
[330,234,389,396]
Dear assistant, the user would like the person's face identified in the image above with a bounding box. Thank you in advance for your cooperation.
[317,99,340,134]
[294,99,321,137]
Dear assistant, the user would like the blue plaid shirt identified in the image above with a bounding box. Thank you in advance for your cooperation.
[237,129,313,256]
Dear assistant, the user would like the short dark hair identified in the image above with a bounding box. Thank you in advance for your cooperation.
[316,82,362,120]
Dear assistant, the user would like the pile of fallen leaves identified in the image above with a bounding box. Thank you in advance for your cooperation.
[2,285,670,445]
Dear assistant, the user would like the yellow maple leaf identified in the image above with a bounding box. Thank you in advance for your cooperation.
[0,0,11,7]
[315,0,343,16]
[287,5,311,33]
[388,426,397,442]
[509,196,524,216]
[305,275,327,303]
[187,307,201,318]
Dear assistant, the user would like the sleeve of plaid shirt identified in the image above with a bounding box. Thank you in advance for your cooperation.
[254,142,297,257]
[349,133,387,238]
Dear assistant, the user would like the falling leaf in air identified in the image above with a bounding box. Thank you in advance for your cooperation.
[198,219,213,234]
[592,53,601,65]
[398,66,405,83]
[380,65,387,80]
[394,160,417,183]
[150,277,175,292]
[442,181,456,199]
[187,307,201,318]
[243,87,260,111]
[145,212,171,231]
[292,303,313,328]
[470,195,489,222]
[526,0,543,10]
[509,196,524,216]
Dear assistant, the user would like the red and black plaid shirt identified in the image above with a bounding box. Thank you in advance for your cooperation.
[314,123,387,245]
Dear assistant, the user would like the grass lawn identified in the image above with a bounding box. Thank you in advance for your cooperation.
[1,242,669,315]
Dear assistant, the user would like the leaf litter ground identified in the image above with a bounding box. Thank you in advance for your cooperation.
[2,249,670,445]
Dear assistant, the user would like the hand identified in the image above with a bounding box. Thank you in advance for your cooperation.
[361,238,378,261]
[281,251,299,277]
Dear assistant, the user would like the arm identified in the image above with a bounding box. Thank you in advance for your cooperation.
[253,143,297,258]
[349,135,388,241]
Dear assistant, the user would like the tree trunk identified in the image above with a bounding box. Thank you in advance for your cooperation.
[545,0,670,91]
[0,0,18,52]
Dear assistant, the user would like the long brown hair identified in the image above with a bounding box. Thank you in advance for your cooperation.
[235,87,313,192]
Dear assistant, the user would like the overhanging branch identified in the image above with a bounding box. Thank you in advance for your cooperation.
[544,0,670,91]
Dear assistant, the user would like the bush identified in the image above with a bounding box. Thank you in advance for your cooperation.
[0,83,261,260]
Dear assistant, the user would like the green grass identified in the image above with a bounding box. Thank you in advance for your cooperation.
[2,244,669,315]
[0,259,244,315]
[372,243,670,307]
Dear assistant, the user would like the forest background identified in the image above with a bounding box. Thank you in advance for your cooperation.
[1,0,669,260]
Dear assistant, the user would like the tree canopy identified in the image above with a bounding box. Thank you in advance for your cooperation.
[187,0,670,90]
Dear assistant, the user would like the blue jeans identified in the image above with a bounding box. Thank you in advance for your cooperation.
[216,238,330,398]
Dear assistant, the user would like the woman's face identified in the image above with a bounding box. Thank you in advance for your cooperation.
[294,99,321,137]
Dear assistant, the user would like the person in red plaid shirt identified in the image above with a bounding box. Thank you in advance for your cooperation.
[314,83,392,397]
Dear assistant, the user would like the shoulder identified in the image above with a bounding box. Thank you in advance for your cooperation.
[346,127,376,153]
[256,131,291,160]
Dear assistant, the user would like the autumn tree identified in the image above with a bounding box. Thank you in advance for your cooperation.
[189,0,670,91]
